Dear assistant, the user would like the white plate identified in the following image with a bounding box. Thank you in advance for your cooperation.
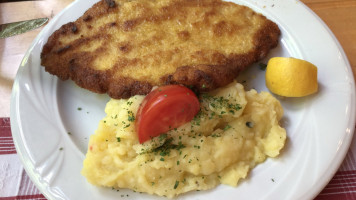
[10,0,356,199]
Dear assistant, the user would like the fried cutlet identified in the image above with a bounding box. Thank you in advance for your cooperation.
[41,0,280,99]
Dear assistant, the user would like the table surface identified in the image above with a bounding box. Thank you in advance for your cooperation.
[0,0,355,199]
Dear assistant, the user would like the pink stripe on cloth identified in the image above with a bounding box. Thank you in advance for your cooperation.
[315,171,356,199]
[18,169,41,196]
[0,194,47,200]
[0,118,16,155]
[0,118,46,199]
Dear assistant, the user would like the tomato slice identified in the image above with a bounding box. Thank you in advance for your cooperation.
[136,85,200,143]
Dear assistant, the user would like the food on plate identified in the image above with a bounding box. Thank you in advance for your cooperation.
[136,85,200,143]
[265,57,318,97]
[82,82,286,198]
[40,0,280,99]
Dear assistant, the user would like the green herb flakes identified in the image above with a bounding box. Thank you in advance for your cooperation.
[224,124,232,131]
[191,111,202,126]
[159,134,168,141]
[211,133,221,138]
[173,181,179,189]
[127,110,135,122]
[259,63,267,70]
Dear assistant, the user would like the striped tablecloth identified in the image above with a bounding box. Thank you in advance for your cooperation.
[1,117,356,200]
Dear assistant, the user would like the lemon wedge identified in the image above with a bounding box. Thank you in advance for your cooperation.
[265,57,318,97]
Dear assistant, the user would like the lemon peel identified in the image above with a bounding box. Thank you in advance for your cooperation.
[265,57,318,97]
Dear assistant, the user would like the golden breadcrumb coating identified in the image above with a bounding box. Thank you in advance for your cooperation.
[41,0,280,99]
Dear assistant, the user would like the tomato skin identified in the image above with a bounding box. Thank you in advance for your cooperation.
[136,85,200,143]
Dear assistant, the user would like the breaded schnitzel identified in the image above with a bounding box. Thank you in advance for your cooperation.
[41,0,280,99]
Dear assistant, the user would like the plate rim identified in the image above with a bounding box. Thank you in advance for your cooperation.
[10,0,356,199]
[296,2,356,199]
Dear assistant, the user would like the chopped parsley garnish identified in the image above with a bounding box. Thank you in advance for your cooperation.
[199,94,241,118]
[259,62,267,70]
[151,137,186,159]
[173,181,179,189]
[211,133,221,137]
[228,103,242,111]
[191,110,203,126]
[159,134,168,141]
[127,110,135,122]
[160,150,169,157]
[224,124,232,131]
[117,137,121,142]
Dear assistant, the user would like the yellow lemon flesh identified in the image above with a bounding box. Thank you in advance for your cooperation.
[265,57,318,97]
